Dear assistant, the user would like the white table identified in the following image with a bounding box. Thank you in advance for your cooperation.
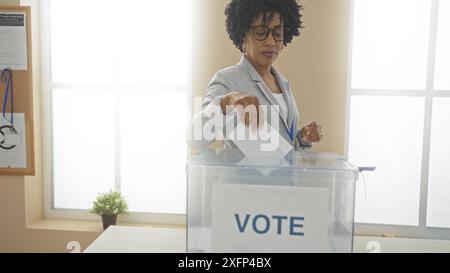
[84,226,450,253]
[84,226,186,253]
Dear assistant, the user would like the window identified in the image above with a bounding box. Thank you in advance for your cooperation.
[347,0,450,238]
[42,0,191,224]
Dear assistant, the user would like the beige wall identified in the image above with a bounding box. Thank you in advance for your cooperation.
[0,0,351,252]
[193,0,351,154]
[0,0,100,252]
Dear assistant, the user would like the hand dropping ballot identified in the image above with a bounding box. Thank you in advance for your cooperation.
[225,109,293,166]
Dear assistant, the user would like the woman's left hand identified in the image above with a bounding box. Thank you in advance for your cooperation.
[300,122,323,144]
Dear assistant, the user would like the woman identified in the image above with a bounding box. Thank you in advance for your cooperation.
[188,0,322,151]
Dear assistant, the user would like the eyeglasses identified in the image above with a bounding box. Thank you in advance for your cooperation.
[251,25,287,42]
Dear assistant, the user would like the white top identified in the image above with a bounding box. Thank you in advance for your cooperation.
[273,92,288,122]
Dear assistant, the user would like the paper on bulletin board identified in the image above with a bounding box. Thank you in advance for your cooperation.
[211,183,330,253]
[0,113,27,168]
[0,12,28,70]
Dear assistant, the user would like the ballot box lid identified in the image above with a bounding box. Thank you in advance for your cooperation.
[188,149,359,173]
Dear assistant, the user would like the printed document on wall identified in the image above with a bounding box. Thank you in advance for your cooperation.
[0,113,27,168]
[0,12,28,70]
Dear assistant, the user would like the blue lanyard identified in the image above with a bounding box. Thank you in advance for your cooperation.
[286,119,295,142]
[1,68,14,127]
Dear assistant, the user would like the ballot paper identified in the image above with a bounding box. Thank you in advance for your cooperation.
[0,12,28,70]
[225,112,294,166]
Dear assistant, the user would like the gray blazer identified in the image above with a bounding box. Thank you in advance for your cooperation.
[187,55,312,151]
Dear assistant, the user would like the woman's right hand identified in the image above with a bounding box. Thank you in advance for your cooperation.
[221,91,263,128]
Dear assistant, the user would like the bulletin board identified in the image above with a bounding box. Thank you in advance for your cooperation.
[0,6,35,176]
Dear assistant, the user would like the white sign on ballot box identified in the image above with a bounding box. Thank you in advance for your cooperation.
[212,183,330,252]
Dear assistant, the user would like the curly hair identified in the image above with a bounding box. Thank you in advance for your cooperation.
[225,0,304,53]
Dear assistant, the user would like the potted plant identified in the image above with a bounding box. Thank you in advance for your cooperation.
[90,190,129,230]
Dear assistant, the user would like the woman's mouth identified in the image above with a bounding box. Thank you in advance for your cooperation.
[262,51,276,58]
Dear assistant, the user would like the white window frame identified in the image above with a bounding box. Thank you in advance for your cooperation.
[346,0,450,239]
[40,0,192,225]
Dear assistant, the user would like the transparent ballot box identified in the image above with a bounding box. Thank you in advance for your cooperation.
[187,149,360,253]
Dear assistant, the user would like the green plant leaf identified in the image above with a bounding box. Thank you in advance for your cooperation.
[90,190,129,217]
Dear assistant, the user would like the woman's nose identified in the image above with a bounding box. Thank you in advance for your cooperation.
[264,31,276,46]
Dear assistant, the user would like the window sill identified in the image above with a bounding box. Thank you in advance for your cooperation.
[27,218,186,233]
